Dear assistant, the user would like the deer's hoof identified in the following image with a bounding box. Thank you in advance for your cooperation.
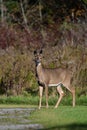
[46,105,49,108]
[38,106,41,109]
[73,104,75,107]
[54,106,57,109]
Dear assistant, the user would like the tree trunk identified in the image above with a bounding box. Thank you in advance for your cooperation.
[1,0,4,24]
[20,0,30,33]
[39,0,46,47]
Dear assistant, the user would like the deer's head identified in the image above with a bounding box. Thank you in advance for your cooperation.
[34,50,43,66]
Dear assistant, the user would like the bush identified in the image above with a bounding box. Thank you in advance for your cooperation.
[0,23,87,97]
[0,47,37,95]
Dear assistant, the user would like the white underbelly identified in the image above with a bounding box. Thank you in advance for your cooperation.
[48,82,62,87]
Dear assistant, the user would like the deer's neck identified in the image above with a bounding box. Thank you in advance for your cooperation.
[36,63,44,80]
[36,62,46,87]
[36,63,43,75]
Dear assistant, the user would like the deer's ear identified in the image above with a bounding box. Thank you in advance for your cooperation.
[34,50,37,55]
[40,49,43,54]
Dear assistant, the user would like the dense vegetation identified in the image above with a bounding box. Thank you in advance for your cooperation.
[0,0,87,99]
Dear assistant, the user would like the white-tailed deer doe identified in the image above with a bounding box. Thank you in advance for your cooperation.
[34,50,75,109]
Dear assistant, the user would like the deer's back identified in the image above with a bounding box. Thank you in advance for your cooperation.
[43,68,71,85]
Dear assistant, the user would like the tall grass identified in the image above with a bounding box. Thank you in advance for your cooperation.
[0,95,87,106]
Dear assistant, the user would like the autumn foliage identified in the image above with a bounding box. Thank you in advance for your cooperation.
[0,0,87,96]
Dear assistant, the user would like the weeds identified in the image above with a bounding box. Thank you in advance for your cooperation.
[0,95,86,106]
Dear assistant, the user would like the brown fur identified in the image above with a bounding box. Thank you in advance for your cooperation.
[34,50,75,109]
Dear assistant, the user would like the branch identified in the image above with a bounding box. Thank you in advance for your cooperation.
[20,0,30,33]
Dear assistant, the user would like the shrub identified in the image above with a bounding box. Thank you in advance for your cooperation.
[0,23,87,97]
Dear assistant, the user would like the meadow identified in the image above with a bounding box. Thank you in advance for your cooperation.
[30,106,87,130]
[0,95,87,130]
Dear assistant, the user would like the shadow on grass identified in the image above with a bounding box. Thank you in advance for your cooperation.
[42,123,87,130]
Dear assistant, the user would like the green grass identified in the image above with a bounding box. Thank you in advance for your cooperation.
[0,95,87,106]
[0,95,87,130]
[0,95,39,105]
[0,104,35,108]
[30,106,87,130]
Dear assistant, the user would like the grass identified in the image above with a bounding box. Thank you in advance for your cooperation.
[0,95,87,130]
[0,95,39,105]
[30,106,87,130]
[0,95,87,106]
[0,104,35,108]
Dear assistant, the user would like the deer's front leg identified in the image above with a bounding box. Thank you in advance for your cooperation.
[39,86,43,109]
[45,86,49,108]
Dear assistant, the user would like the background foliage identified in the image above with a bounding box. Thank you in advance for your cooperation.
[0,0,87,97]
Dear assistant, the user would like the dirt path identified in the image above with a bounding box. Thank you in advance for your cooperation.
[0,108,43,130]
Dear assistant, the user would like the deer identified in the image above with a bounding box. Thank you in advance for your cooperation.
[34,49,75,109]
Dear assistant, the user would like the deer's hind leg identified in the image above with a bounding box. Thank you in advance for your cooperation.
[55,85,64,108]
[71,87,75,107]
[67,86,75,107]
[63,82,75,107]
